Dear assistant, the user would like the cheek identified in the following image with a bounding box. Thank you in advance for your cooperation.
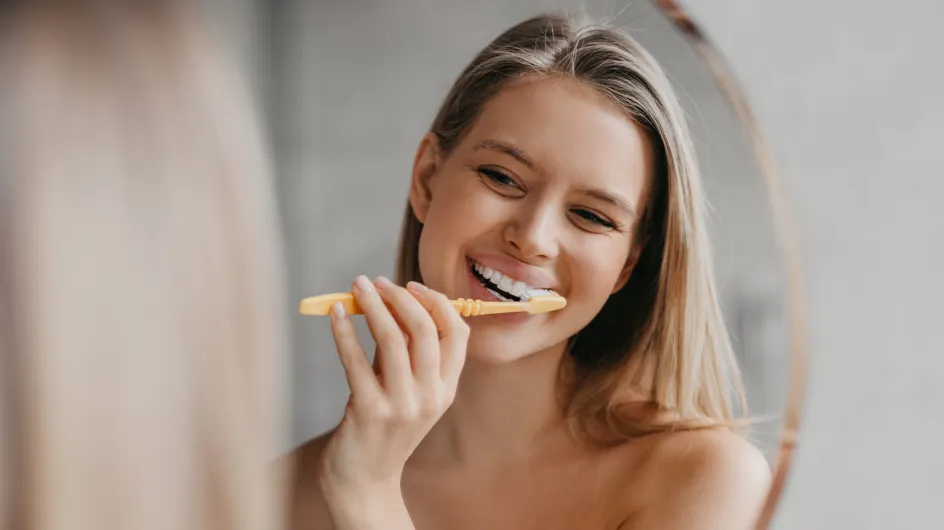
[539,243,629,349]
[567,240,630,308]
[425,176,506,243]
[416,211,457,291]
[415,177,494,290]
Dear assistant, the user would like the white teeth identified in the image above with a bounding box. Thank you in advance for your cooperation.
[511,281,527,297]
[472,259,544,299]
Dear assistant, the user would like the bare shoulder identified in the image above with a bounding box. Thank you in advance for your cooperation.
[281,430,337,530]
[617,428,772,530]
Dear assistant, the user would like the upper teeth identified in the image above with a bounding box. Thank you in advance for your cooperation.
[472,261,537,298]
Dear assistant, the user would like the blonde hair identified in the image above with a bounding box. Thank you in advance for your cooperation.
[0,2,289,529]
[396,13,746,446]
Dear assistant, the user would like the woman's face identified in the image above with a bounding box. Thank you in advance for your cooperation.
[410,76,654,363]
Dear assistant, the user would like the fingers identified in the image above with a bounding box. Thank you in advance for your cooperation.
[329,301,382,402]
[352,275,412,398]
[346,275,469,407]
[406,281,470,388]
[375,277,440,383]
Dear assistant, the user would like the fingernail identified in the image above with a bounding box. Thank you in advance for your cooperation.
[375,276,394,289]
[330,302,346,319]
[406,281,427,293]
[353,275,373,293]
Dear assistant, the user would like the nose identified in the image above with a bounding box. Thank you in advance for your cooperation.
[502,203,559,262]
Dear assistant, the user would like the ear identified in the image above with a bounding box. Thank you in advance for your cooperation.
[612,241,644,294]
[409,132,443,224]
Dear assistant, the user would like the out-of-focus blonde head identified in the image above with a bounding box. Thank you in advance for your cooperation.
[0,2,289,529]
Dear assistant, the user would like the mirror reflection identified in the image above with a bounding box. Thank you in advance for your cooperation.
[271,2,791,528]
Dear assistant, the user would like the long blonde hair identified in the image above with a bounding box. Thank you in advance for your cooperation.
[0,2,289,529]
[396,13,746,446]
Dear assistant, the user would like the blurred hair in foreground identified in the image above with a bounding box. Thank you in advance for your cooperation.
[0,1,289,529]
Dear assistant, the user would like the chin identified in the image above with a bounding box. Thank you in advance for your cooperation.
[465,325,569,365]
[466,332,524,364]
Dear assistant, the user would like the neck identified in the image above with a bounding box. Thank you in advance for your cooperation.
[412,341,579,470]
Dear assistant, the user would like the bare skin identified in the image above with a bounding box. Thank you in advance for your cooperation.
[288,425,770,530]
[287,77,771,529]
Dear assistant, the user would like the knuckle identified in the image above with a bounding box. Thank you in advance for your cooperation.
[418,401,440,419]
[456,319,471,336]
[394,394,440,422]
[336,347,362,369]
[358,401,390,422]
[427,290,444,305]
[395,400,421,422]
[377,329,404,347]
[435,385,456,409]
[415,317,437,338]
[443,388,457,408]
[389,284,412,303]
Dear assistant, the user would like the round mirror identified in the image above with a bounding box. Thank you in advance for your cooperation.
[269,1,805,527]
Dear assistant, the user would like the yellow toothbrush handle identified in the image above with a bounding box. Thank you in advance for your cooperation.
[298,292,530,316]
[452,299,530,316]
[299,292,362,316]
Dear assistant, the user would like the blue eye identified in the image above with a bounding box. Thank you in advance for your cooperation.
[573,209,617,229]
[478,168,518,188]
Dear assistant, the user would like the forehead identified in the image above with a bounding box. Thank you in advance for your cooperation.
[460,76,654,202]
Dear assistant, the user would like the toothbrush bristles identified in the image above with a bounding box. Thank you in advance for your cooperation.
[522,288,554,301]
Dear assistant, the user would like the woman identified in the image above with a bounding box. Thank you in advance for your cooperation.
[290,12,770,530]
[0,2,289,529]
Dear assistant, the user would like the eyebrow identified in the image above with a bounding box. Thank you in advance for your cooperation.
[472,139,535,168]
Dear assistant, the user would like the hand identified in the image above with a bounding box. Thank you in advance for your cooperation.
[320,275,469,505]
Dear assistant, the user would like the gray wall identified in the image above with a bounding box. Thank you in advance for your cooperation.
[684,1,944,529]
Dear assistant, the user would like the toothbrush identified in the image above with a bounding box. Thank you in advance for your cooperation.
[299,290,566,317]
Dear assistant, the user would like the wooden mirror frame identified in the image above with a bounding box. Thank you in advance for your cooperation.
[650,2,807,528]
